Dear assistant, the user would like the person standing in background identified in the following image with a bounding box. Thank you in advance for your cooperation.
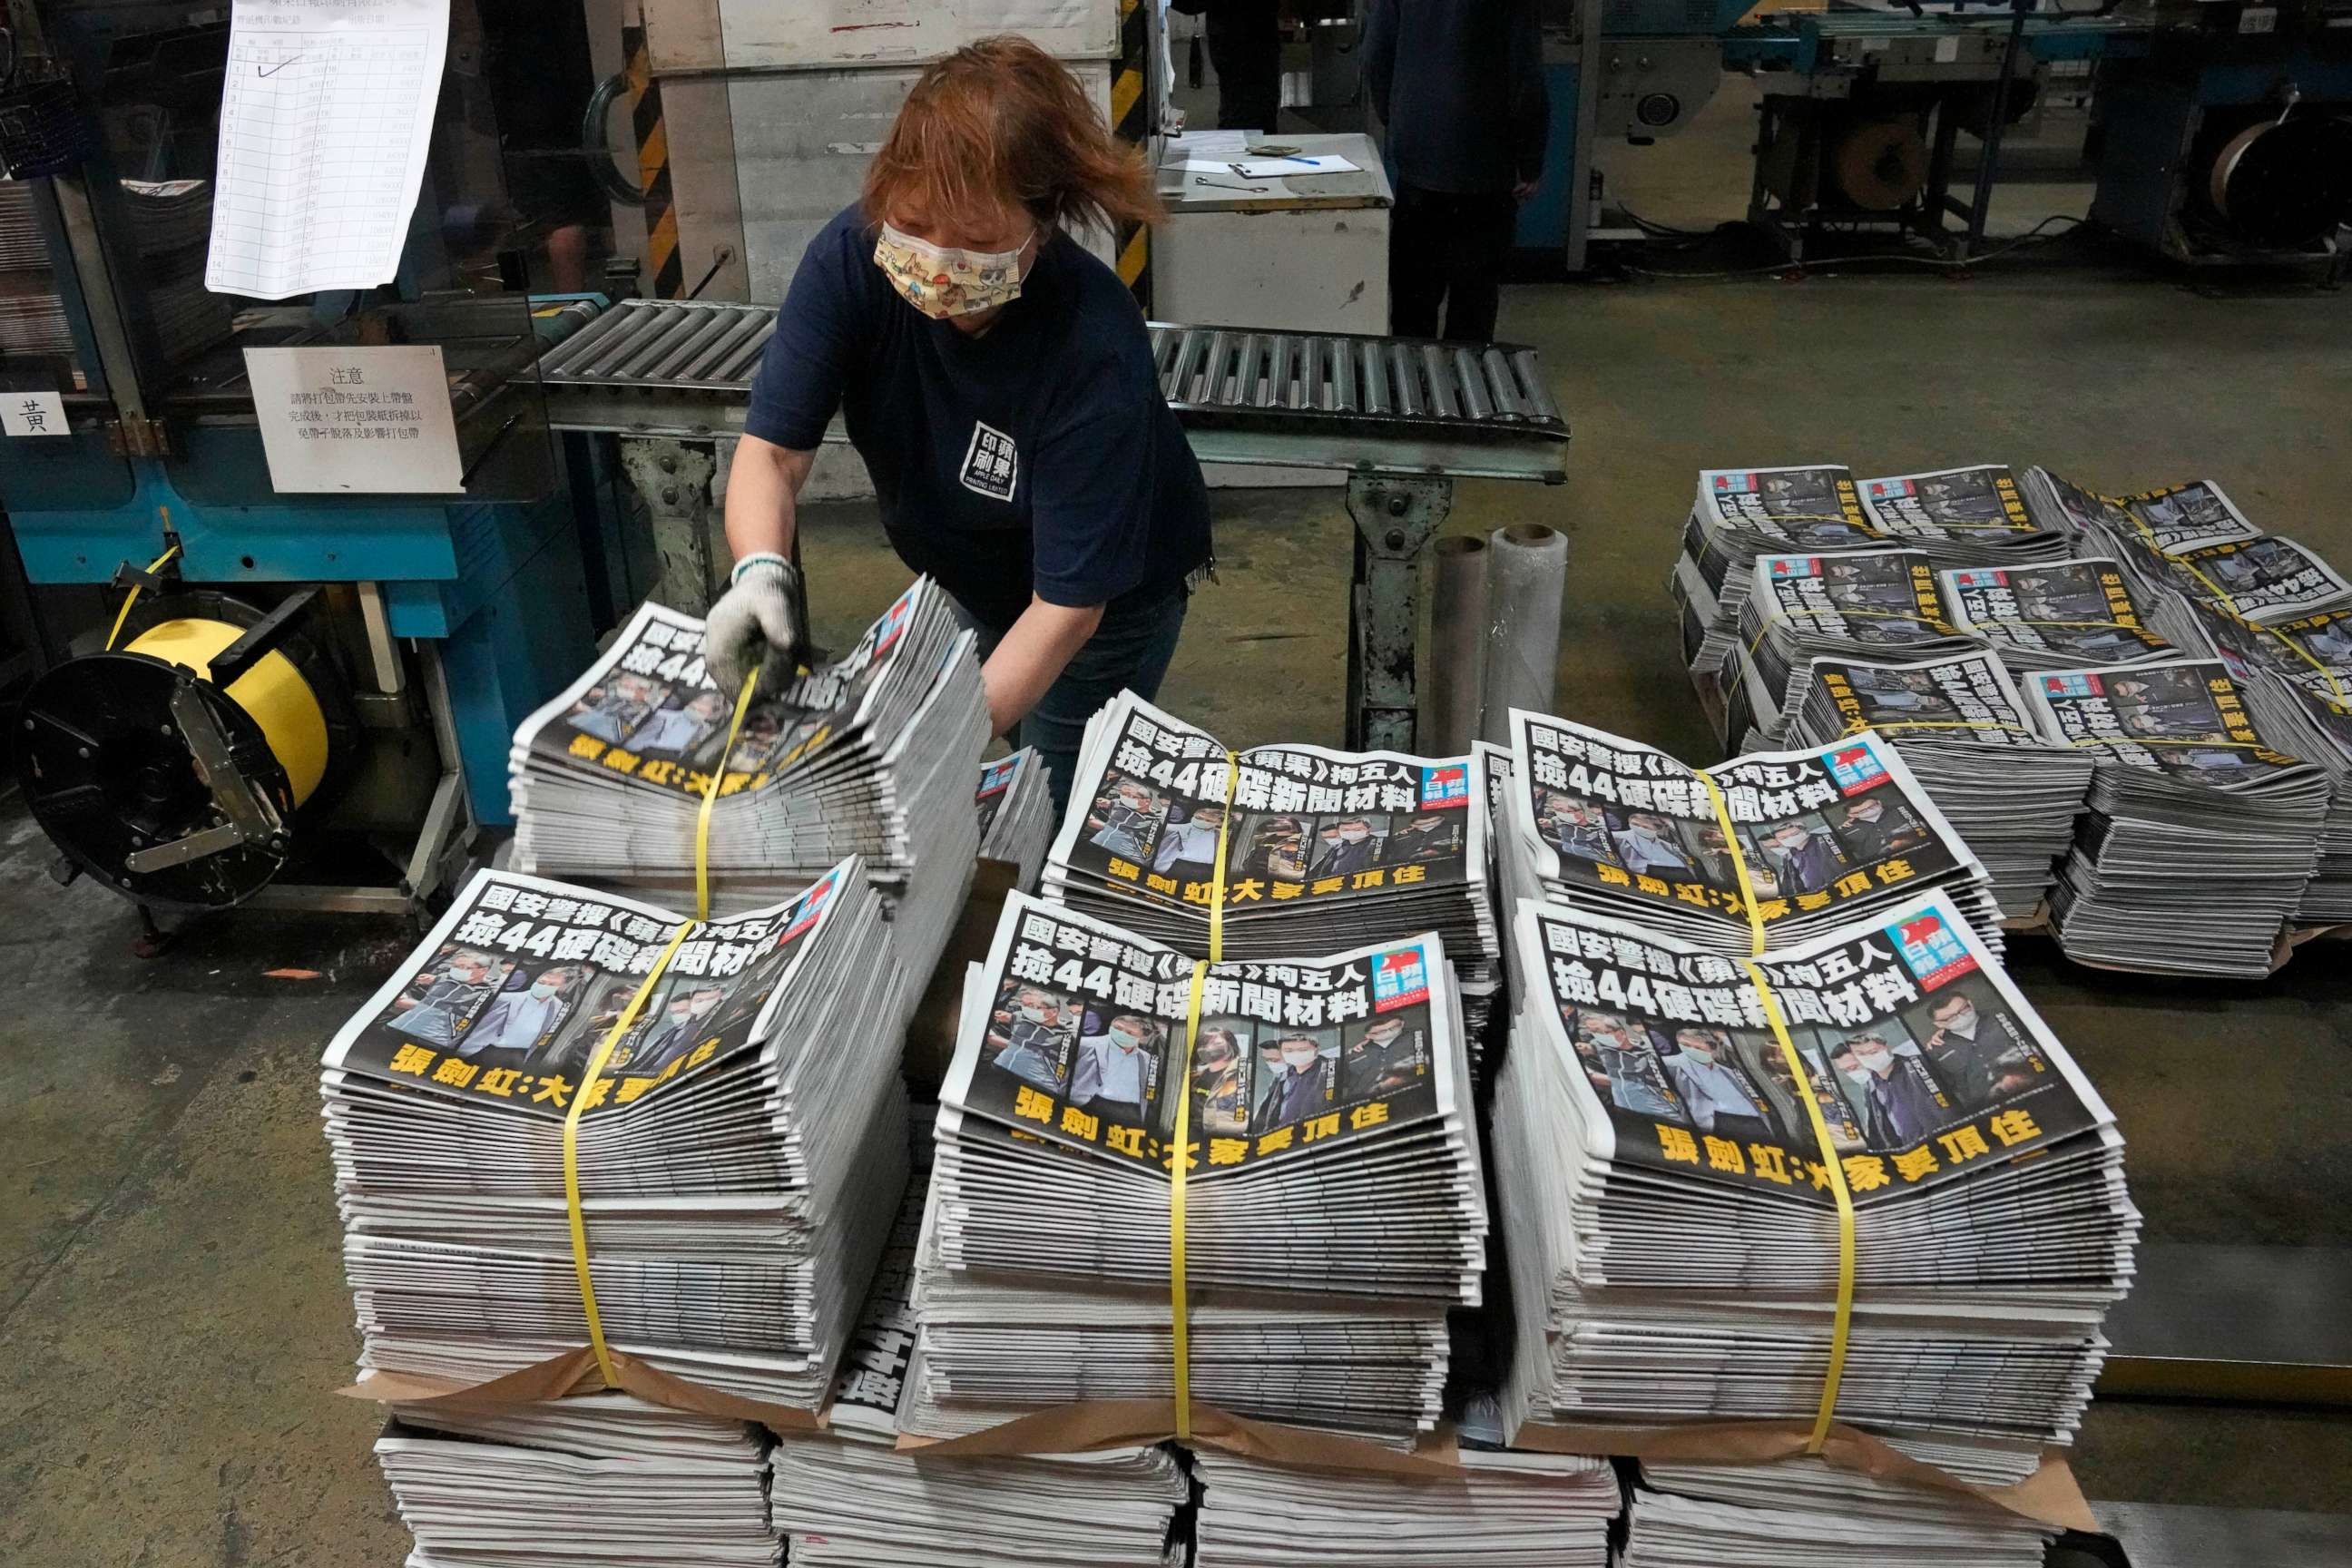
[1363,0,1548,342]
[1190,0,1285,132]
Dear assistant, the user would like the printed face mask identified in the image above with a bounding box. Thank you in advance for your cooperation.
[874,222,1030,319]
[529,981,559,999]
[1857,1049,1892,1073]
[1282,1047,1318,1071]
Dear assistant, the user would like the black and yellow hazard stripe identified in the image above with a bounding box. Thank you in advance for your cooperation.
[1112,0,1152,309]
[624,23,683,299]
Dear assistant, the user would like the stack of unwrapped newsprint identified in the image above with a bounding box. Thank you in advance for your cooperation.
[1503,710,2006,957]
[1041,691,1502,1054]
[975,748,1057,894]
[1782,652,2094,918]
[1192,1447,1620,1568]
[2022,659,2329,975]
[769,1127,1190,1568]
[1730,549,1982,749]
[509,580,990,993]
[906,890,1485,1446]
[1621,1457,2053,1568]
[1675,466,2073,724]
[320,863,908,1414]
[1490,887,2138,1491]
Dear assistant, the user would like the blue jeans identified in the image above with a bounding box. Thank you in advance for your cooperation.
[954,588,1191,816]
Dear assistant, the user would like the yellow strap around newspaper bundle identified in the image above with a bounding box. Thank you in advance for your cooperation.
[1743,955,1859,1451]
[105,542,182,651]
[2121,505,2351,710]
[1207,750,1239,964]
[693,671,763,922]
[564,918,700,1386]
[1840,720,2039,740]
[1696,768,1856,1452]
[1695,770,1768,961]
[1171,959,1209,1441]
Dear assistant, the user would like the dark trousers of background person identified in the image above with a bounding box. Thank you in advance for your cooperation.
[1203,0,1281,132]
[1389,184,1518,343]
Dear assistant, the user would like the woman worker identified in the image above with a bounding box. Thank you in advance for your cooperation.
[702,37,1212,811]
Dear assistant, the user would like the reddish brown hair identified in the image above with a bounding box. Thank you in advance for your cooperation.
[863,35,1163,239]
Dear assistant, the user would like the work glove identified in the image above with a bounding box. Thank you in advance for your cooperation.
[704,554,808,698]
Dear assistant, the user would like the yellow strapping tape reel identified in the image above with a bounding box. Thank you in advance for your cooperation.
[122,616,332,808]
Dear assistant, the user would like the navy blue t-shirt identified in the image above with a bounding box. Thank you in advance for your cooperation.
[744,206,1213,632]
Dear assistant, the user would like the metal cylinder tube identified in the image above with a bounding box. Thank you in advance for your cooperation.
[1422,534,1490,756]
[1478,523,1569,747]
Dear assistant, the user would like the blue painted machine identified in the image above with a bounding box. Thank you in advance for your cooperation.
[0,8,649,925]
[1514,0,2350,270]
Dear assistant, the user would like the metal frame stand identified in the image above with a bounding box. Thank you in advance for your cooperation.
[1343,471,1451,752]
[622,436,720,617]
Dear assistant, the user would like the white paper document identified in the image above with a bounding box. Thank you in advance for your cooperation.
[1,390,68,436]
[1231,154,1361,179]
[205,0,450,300]
[243,346,465,494]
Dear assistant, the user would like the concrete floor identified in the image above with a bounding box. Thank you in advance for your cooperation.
[7,258,2352,1563]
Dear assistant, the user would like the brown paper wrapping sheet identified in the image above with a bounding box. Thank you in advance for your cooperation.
[895,1398,1465,1479]
[1513,1417,2095,1534]
[341,1345,825,1434]
[345,1368,2091,1530]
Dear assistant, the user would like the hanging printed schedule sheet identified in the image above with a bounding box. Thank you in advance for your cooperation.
[205,0,450,299]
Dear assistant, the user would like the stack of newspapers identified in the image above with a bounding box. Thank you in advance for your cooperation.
[2087,480,2352,631]
[509,581,990,993]
[1673,466,1891,702]
[1042,692,1502,1055]
[1504,710,2005,956]
[1783,652,2094,917]
[1730,549,1982,748]
[906,891,1485,1446]
[1855,465,2076,566]
[1491,889,2137,1487]
[1192,1448,1620,1568]
[1621,1459,2053,1568]
[975,748,1056,893]
[2175,602,2352,921]
[1943,557,2179,673]
[769,1135,1189,1568]
[372,1394,778,1568]
[2022,660,2330,974]
[319,863,907,1411]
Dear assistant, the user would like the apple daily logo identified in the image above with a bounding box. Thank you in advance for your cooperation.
[1886,908,1977,987]
[1371,946,1430,1013]
[1421,763,1469,808]
[1827,742,1887,794]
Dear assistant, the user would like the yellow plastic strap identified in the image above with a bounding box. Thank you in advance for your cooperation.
[1841,720,2038,740]
[1207,750,1238,964]
[1743,955,1858,1451]
[1171,959,1207,1440]
[105,543,181,652]
[2122,506,2350,711]
[1698,768,1855,1450]
[1741,604,1963,671]
[1696,770,1768,961]
[564,919,699,1386]
[1168,756,1239,1438]
[693,671,761,922]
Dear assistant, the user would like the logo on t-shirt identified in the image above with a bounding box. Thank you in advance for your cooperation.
[959,421,1018,503]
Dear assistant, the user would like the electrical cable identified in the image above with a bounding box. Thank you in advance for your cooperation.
[1623,214,2088,279]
